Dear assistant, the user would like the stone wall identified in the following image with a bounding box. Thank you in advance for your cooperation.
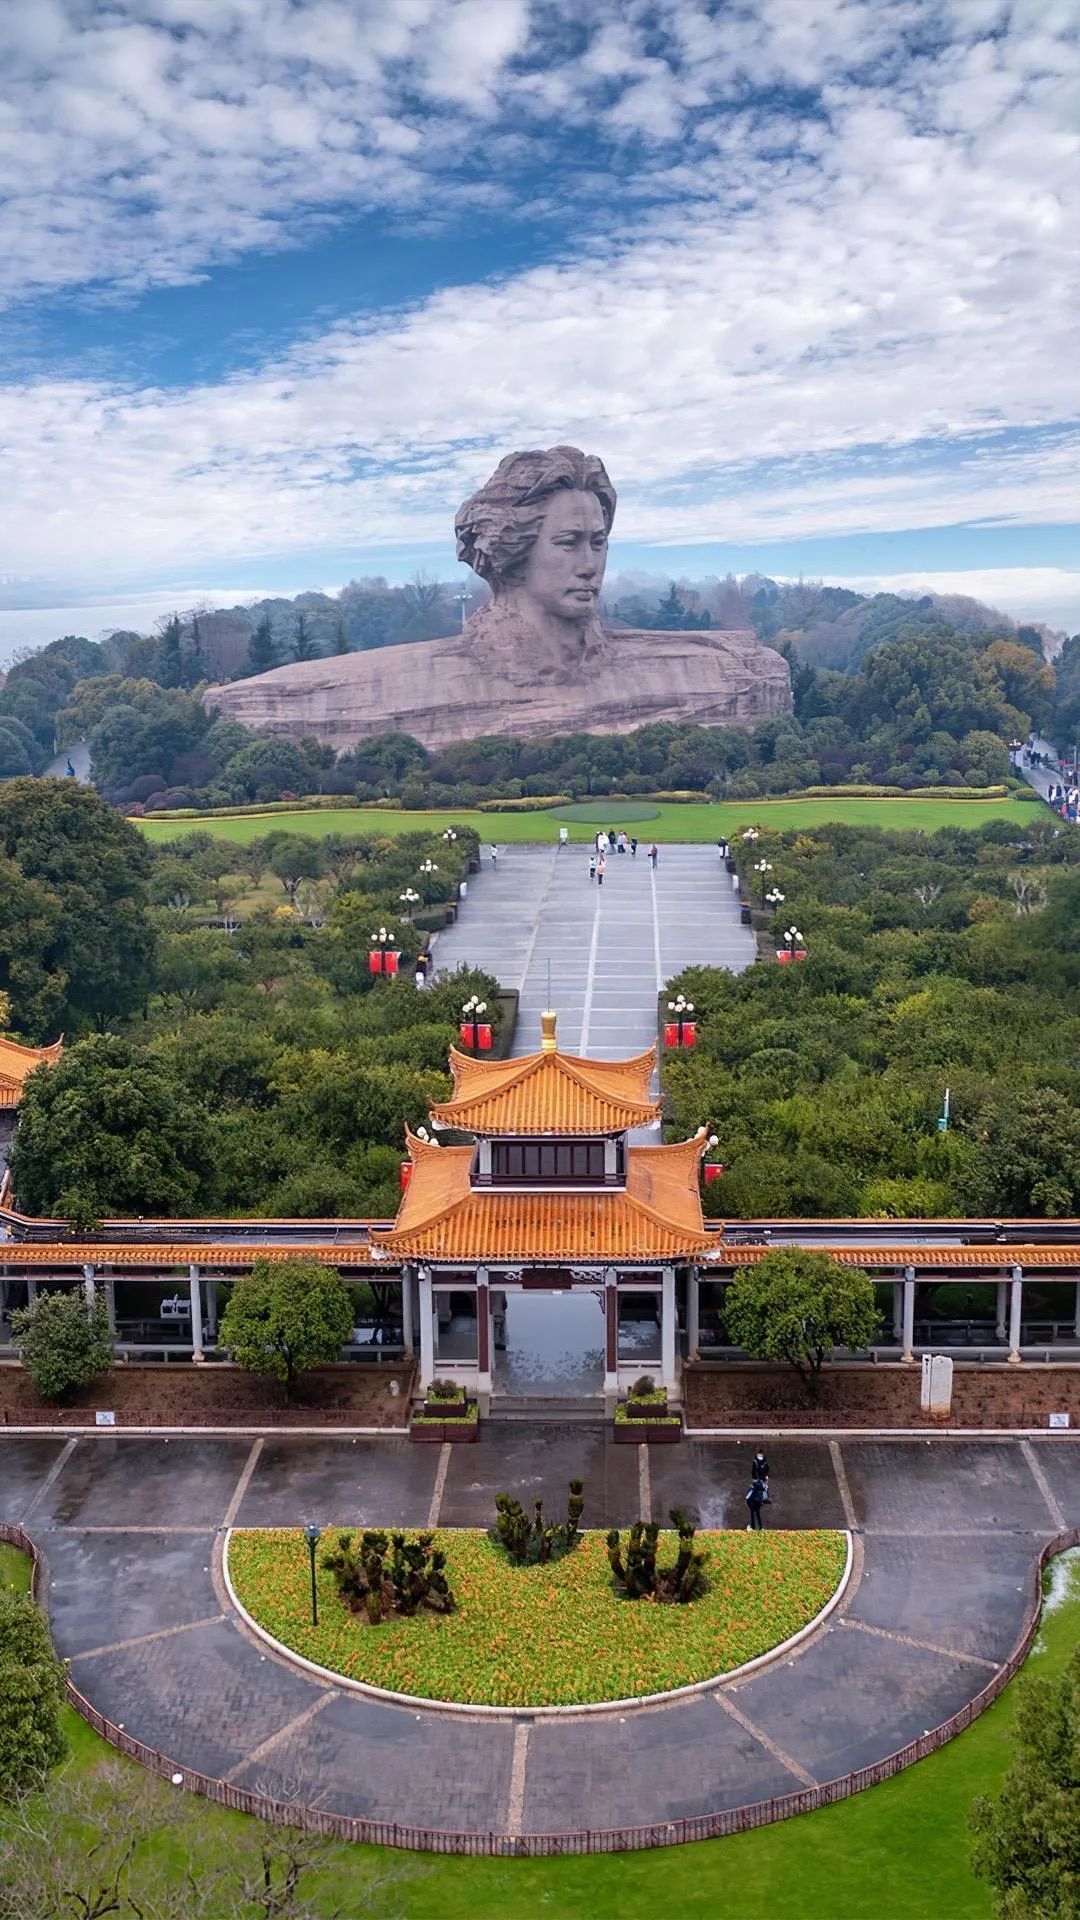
[0,1360,414,1428]
[685,1361,1080,1429]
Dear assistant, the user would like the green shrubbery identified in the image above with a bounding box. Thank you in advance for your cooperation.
[0,1586,66,1799]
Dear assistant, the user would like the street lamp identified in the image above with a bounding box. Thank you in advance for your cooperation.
[460,994,491,1050]
[765,886,785,913]
[741,827,759,843]
[302,1522,322,1627]
[665,992,697,1047]
[398,887,420,917]
[419,858,439,875]
[780,925,806,962]
[753,858,773,907]
[441,828,457,845]
[369,925,400,976]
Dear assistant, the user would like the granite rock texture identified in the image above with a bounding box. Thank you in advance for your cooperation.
[205,615,792,752]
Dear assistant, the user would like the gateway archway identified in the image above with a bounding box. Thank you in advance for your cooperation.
[493,1284,605,1398]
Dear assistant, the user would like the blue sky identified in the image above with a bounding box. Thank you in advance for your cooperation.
[0,0,1078,660]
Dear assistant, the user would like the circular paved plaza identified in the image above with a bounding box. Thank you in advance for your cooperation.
[3,1427,1074,1842]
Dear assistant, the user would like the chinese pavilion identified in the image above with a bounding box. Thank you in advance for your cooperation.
[371,1011,712,1409]
[0,1033,63,1111]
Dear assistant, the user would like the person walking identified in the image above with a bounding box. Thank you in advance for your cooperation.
[607,828,617,850]
[648,842,659,868]
[588,853,596,882]
[752,1449,769,1499]
[597,853,606,887]
[558,826,569,852]
[617,830,627,854]
[596,829,607,857]
[489,843,498,868]
[745,1473,767,1530]
[630,836,638,857]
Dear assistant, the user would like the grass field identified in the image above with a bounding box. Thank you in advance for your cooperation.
[228,1527,847,1707]
[139,791,1039,847]
[2,1540,1078,1916]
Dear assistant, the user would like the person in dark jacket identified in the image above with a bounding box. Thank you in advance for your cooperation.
[746,1475,767,1530]
[752,1449,769,1496]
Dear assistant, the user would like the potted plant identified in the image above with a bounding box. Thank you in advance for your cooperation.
[423,1378,470,1419]
[410,1381,480,1443]
[614,1374,682,1444]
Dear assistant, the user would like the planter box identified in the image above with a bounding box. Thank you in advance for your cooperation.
[423,1397,469,1419]
[410,1416,479,1444]
[622,1399,670,1420]
[613,1420,682,1445]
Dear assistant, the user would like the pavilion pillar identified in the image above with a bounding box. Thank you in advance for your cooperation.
[103,1272,117,1336]
[475,1266,492,1416]
[26,1276,38,1309]
[418,1265,435,1391]
[892,1282,904,1343]
[686,1266,700,1361]
[188,1263,204,1363]
[1008,1264,1023,1364]
[604,1269,618,1410]
[996,1280,1008,1343]
[82,1262,96,1308]
[901,1265,916,1363]
[661,1265,677,1391]
[400,1264,414,1356]
[1073,1279,1080,1343]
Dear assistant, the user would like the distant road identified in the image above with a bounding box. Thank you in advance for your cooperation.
[42,739,90,782]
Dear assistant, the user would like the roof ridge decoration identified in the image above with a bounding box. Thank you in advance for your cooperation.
[432,1040,659,1136]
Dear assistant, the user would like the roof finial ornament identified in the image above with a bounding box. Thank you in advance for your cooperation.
[540,1008,558,1053]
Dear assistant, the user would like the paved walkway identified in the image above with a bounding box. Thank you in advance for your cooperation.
[3,1431,1072,1839]
[435,843,754,1061]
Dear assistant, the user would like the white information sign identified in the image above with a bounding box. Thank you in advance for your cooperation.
[95,1410,116,1427]
[1049,1412,1070,1430]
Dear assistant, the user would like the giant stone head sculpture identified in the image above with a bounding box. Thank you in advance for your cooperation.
[455,446,617,628]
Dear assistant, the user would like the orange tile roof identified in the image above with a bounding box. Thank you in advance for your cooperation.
[430,1043,659,1136]
[0,1034,62,1109]
[371,1127,713,1262]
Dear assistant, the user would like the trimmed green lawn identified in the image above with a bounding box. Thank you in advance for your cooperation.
[5,1542,1080,1916]
[0,1543,33,1592]
[138,792,1039,847]
[227,1527,847,1706]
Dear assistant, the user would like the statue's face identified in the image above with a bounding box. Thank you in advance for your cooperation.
[517,488,608,622]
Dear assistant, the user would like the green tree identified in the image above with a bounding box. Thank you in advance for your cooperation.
[218,1257,355,1399]
[10,1289,112,1403]
[0,1586,66,1799]
[157,611,183,688]
[723,1248,879,1400]
[292,611,319,662]
[245,612,277,676]
[8,1036,207,1217]
[0,779,155,1036]
[970,1644,1080,1916]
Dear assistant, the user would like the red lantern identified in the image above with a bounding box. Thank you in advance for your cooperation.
[384,950,399,976]
[703,1162,724,1185]
[663,1022,680,1048]
[477,1023,493,1051]
[399,1161,412,1192]
[683,1022,697,1048]
[369,949,384,974]
[459,1021,493,1050]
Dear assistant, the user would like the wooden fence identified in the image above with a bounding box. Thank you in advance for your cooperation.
[3,1520,1077,1855]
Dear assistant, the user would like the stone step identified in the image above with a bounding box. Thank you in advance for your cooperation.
[489,1396,605,1422]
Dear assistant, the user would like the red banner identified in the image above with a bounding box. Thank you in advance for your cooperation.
[703,1163,724,1185]
[399,1162,412,1192]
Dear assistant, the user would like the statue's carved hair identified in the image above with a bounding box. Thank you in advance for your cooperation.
[455,445,616,586]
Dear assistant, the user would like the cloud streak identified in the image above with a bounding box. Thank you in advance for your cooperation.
[0,0,1077,598]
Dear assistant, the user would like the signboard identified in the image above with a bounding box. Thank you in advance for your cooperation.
[521,1268,575,1289]
[95,1410,116,1427]
[1049,1412,1071,1430]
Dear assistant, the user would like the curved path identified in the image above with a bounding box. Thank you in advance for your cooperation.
[3,1427,1077,1840]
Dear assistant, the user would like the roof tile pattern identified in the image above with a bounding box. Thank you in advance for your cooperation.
[0,1034,62,1109]
[371,1128,713,1261]
[430,1044,659,1136]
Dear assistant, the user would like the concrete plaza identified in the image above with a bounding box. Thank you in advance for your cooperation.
[3,1429,1070,1841]
[435,841,754,1062]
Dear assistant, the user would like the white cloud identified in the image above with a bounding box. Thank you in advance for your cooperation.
[0,0,1077,599]
[816,567,1080,634]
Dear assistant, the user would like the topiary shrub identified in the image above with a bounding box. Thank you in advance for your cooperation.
[492,1480,584,1566]
[606,1509,708,1605]
[10,1290,112,1403]
[320,1529,455,1624]
[0,1586,66,1798]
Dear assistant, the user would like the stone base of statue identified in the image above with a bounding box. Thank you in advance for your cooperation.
[208,606,791,753]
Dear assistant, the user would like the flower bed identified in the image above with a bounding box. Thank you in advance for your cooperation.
[227,1527,847,1708]
[409,1402,479,1444]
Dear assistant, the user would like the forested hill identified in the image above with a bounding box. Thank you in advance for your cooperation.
[0,576,1072,812]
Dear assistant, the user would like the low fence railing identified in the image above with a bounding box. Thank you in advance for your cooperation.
[2,1520,1076,1855]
